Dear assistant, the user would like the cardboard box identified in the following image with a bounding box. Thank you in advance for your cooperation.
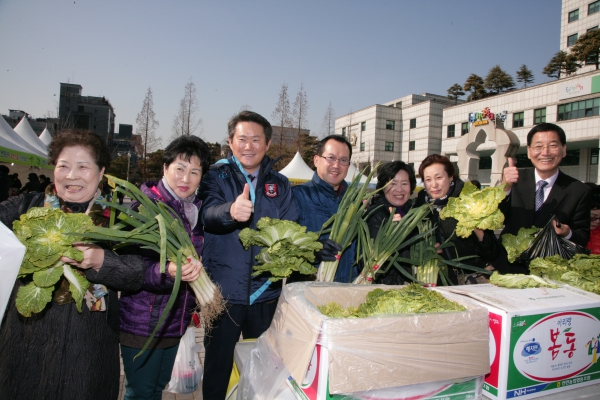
[438,284,600,400]
[285,341,484,400]
[264,282,490,395]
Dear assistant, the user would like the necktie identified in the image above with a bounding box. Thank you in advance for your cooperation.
[535,180,548,211]
[247,174,255,182]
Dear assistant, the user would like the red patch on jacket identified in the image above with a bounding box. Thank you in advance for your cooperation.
[265,183,278,198]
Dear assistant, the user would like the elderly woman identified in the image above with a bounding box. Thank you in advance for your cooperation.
[415,154,500,284]
[119,135,211,399]
[366,161,417,284]
[0,129,145,400]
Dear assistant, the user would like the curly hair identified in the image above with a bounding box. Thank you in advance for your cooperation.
[47,129,111,171]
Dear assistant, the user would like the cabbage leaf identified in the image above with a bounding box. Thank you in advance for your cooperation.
[13,207,94,316]
[530,254,600,294]
[501,226,541,263]
[439,182,506,238]
[239,217,322,281]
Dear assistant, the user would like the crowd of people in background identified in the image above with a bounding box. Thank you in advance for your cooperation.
[0,115,597,399]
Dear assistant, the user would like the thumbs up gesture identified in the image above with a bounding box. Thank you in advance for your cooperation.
[230,183,253,222]
[502,157,519,192]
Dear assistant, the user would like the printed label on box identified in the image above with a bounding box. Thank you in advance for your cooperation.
[506,309,600,398]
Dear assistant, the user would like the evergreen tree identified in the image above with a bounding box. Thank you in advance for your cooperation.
[543,50,579,79]
[463,74,487,102]
[571,29,600,70]
[484,65,516,94]
[516,64,535,88]
[447,83,465,104]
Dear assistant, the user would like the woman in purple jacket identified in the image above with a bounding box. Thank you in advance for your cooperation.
[119,135,212,400]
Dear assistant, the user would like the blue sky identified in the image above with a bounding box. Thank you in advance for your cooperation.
[0,0,562,145]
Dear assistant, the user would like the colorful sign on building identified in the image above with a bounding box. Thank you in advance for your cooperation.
[468,107,508,127]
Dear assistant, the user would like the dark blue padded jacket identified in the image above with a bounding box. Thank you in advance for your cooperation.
[200,155,297,305]
[292,173,358,283]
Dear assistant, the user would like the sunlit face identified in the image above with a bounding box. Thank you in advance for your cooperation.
[228,121,271,174]
[384,170,411,207]
[54,145,104,203]
[591,209,600,230]
[163,155,202,198]
[313,139,351,190]
[422,163,453,200]
[527,131,566,179]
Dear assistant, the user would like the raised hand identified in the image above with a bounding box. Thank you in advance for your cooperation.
[230,183,253,222]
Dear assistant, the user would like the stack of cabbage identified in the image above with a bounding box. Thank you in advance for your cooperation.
[529,254,600,294]
[318,283,465,318]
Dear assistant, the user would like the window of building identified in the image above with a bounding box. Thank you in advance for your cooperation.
[591,148,599,165]
[588,26,598,32]
[558,97,600,121]
[461,122,469,135]
[447,125,455,138]
[569,9,579,22]
[590,1,600,15]
[66,99,70,103]
[561,149,580,166]
[385,141,394,151]
[386,120,395,130]
[513,112,524,128]
[567,33,578,47]
[395,102,402,108]
[408,162,414,170]
[342,127,346,137]
[409,141,415,151]
[409,118,416,129]
[534,108,546,124]
[361,121,366,131]
[479,156,492,169]
[360,142,365,151]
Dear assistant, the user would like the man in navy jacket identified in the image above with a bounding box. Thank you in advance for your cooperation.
[200,111,297,400]
[292,135,358,283]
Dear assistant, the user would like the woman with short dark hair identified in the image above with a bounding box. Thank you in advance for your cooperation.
[366,161,417,284]
[415,154,500,284]
[119,135,212,399]
[0,128,145,400]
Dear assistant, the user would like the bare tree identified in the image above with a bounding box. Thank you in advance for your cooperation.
[320,102,335,138]
[136,87,162,180]
[172,78,203,139]
[271,82,292,157]
[292,83,309,152]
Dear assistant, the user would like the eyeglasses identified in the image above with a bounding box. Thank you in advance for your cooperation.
[530,143,562,153]
[318,155,350,166]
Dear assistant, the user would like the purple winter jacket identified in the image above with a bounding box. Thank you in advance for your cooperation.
[119,180,203,338]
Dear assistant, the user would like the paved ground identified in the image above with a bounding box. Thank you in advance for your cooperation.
[118,327,206,400]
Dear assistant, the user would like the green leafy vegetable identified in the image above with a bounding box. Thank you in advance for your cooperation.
[489,271,557,289]
[530,254,600,294]
[501,226,541,263]
[439,182,506,238]
[239,217,322,281]
[318,283,465,318]
[13,207,94,317]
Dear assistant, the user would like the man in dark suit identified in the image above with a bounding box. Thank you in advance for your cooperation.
[498,123,591,272]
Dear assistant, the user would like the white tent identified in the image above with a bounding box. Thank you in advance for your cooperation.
[279,152,314,184]
[14,117,48,155]
[345,163,370,184]
[0,116,46,157]
[39,127,53,146]
[0,116,52,179]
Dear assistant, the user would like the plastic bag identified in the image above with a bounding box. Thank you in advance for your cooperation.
[164,327,203,394]
[518,215,590,263]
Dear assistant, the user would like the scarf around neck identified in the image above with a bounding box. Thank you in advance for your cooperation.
[161,177,199,229]
[425,180,456,212]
